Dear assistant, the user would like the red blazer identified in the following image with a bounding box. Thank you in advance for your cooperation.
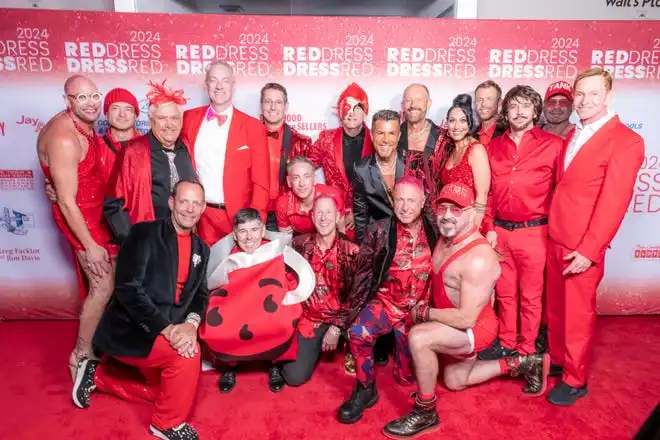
[308,124,374,210]
[548,116,644,263]
[181,106,270,220]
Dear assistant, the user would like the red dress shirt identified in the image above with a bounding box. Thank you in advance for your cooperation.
[267,125,285,210]
[478,123,497,148]
[377,222,432,323]
[275,184,345,233]
[175,232,192,303]
[484,127,562,232]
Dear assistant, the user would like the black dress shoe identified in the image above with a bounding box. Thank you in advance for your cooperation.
[268,365,285,393]
[478,339,518,361]
[218,371,236,393]
[547,381,588,406]
[382,397,440,439]
[535,325,548,354]
[375,351,389,367]
[337,382,379,424]
[549,364,563,377]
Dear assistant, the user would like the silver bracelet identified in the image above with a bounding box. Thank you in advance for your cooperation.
[185,313,201,329]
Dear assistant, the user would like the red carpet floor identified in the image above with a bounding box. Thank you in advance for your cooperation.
[1,317,659,440]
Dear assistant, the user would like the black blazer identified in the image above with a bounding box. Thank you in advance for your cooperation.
[93,218,210,358]
[398,120,441,158]
[352,154,406,243]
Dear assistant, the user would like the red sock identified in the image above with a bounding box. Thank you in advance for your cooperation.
[418,392,436,402]
[498,358,519,374]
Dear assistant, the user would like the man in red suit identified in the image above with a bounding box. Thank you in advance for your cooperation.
[479,86,562,362]
[308,82,374,237]
[260,82,313,231]
[104,81,197,245]
[546,68,644,405]
[181,61,270,245]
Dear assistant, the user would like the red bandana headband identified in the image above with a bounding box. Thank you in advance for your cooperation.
[146,80,188,106]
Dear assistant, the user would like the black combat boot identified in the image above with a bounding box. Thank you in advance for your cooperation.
[337,381,379,424]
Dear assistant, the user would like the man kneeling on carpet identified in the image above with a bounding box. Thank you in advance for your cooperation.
[283,193,360,386]
[73,180,210,440]
[382,182,549,439]
[200,208,315,393]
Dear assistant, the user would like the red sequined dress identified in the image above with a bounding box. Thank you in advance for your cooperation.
[439,141,478,190]
[41,136,116,255]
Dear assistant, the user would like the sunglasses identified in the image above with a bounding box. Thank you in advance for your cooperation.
[67,92,103,104]
[435,204,469,216]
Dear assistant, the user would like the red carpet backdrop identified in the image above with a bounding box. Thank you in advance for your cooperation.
[0,9,658,318]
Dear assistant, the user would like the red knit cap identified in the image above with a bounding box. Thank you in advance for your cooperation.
[103,88,140,116]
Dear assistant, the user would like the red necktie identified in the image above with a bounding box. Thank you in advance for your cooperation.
[206,108,227,127]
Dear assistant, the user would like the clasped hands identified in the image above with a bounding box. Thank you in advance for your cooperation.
[161,323,199,358]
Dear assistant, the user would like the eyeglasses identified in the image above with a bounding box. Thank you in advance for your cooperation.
[68,93,102,104]
[435,205,468,216]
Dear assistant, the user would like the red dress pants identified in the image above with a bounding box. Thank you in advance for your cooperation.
[546,239,604,388]
[98,336,201,430]
[495,225,547,355]
[197,205,232,247]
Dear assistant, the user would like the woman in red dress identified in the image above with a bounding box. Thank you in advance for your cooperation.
[435,94,491,228]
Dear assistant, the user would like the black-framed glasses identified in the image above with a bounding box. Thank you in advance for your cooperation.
[67,92,102,104]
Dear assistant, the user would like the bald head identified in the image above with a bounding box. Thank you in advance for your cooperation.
[393,178,426,225]
[64,75,97,95]
[402,83,431,124]
[63,75,101,124]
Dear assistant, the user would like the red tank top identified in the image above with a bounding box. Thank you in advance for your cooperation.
[432,237,491,310]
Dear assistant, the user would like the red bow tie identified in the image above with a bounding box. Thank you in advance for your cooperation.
[206,109,228,127]
[267,131,280,139]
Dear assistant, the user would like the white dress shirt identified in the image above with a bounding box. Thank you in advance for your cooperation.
[564,110,616,170]
[194,105,234,204]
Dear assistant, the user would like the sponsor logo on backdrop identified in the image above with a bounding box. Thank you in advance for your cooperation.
[0,170,34,191]
[0,206,35,236]
[176,32,270,76]
[0,120,5,136]
[0,247,41,263]
[0,27,53,73]
[16,115,44,132]
[283,43,374,77]
[96,119,149,135]
[626,122,643,130]
[64,33,163,74]
[591,49,660,80]
[285,114,328,132]
[489,38,579,80]
[633,245,660,260]
[387,35,476,78]
[631,155,660,213]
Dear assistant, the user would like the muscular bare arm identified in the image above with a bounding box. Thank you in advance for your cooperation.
[429,249,499,329]
[47,135,110,276]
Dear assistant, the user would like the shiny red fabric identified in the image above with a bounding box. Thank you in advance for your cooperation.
[377,223,432,323]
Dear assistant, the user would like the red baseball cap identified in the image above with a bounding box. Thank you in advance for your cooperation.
[545,81,573,102]
[435,182,475,208]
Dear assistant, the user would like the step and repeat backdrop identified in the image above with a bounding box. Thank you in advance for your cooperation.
[0,8,658,318]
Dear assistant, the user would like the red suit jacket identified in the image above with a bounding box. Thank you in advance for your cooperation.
[308,124,374,210]
[181,106,270,220]
[548,116,645,263]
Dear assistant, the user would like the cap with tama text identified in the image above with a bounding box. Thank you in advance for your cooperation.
[545,81,573,102]
[435,182,475,208]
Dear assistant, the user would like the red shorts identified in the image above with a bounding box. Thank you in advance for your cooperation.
[447,306,499,360]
